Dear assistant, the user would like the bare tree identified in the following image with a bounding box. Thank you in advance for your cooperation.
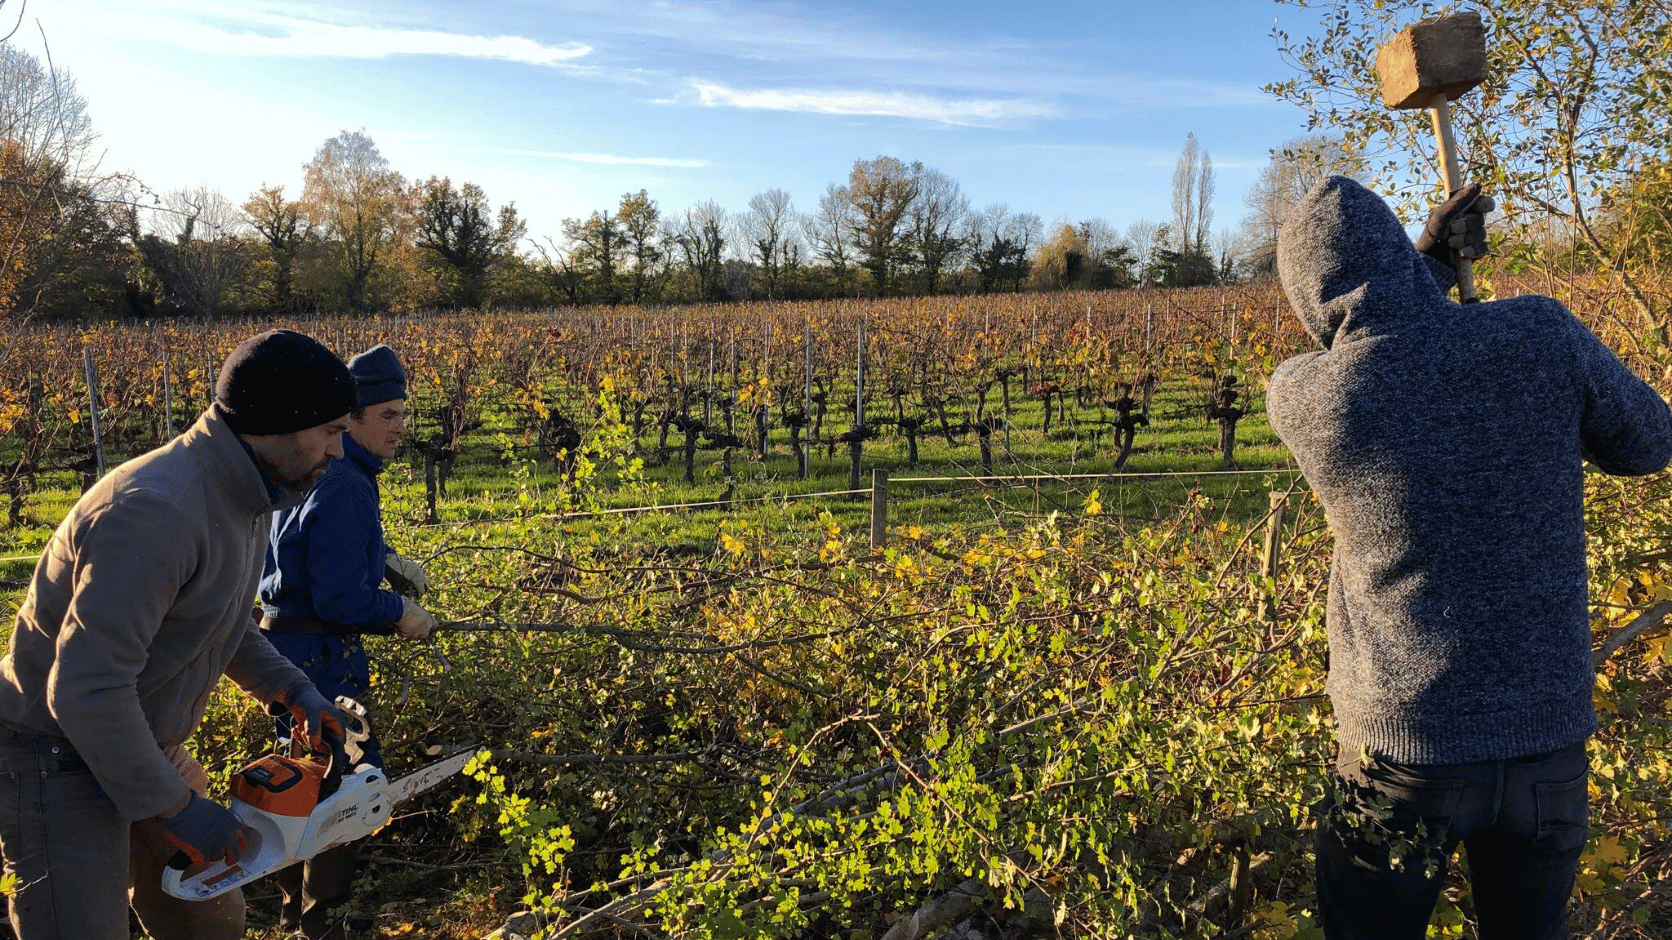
[803,182,856,295]
[907,166,969,294]
[1166,133,1217,285]
[741,188,797,299]
[137,185,250,317]
[670,199,728,301]
[0,44,113,329]
[1213,227,1242,284]
[1238,135,1362,279]
[967,204,1038,292]
[1195,152,1215,254]
[1125,219,1161,288]
[1171,133,1201,253]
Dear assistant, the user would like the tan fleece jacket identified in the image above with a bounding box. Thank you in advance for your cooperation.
[0,405,309,820]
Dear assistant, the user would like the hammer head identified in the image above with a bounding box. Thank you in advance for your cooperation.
[1375,12,1486,109]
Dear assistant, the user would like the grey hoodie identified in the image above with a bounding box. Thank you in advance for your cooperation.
[1267,176,1672,764]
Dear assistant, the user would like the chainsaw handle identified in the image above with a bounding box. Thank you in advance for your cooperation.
[316,735,351,802]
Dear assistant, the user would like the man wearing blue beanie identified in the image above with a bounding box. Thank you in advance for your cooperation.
[260,343,436,939]
[0,329,353,940]
[1268,179,1672,938]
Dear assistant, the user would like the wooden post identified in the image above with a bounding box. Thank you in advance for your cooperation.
[162,352,175,439]
[855,319,866,429]
[1258,490,1288,629]
[870,469,888,549]
[83,347,105,479]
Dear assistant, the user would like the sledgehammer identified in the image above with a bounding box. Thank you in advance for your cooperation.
[1376,11,1487,303]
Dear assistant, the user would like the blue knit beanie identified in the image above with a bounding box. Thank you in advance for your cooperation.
[348,344,407,407]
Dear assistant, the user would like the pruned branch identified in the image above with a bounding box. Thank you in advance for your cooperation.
[1593,599,1672,667]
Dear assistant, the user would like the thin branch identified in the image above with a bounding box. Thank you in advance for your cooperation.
[1593,600,1672,667]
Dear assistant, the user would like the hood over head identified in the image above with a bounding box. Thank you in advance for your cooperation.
[1277,176,1447,349]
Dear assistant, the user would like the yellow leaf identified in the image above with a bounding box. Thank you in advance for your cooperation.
[1587,835,1629,867]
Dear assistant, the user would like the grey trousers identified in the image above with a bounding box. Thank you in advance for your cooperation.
[0,728,244,940]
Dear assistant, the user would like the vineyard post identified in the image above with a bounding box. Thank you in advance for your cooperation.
[82,347,105,480]
[855,319,866,429]
[1144,304,1155,365]
[162,352,175,439]
[759,323,772,459]
[1258,489,1288,628]
[801,323,812,479]
[870,469,888,549]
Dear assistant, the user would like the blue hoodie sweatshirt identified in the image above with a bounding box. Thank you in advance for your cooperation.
[1267,176,1672,764]
[260,433,405,633]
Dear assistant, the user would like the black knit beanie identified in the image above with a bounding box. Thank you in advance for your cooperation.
[215,330,356,435]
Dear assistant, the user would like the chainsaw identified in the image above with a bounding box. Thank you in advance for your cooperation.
[161,697,476,901]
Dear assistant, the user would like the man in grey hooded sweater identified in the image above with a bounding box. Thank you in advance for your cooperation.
[1267,176,1672,939]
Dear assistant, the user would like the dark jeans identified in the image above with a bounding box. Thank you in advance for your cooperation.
[0,727,243,940]
[1316,740,1589,940]
[266,632,378,938]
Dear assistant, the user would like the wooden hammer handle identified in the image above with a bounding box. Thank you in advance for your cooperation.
[1429,97,1478,303]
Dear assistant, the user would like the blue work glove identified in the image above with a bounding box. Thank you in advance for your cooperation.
[271,681,347,754]
[157,795,250,869]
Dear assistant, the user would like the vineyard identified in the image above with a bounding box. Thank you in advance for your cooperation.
[3,281,1672,939]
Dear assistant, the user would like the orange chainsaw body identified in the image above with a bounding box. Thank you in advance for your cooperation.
[232,753,330,819]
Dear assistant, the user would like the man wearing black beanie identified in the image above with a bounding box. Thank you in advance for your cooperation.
[0,329,359,940]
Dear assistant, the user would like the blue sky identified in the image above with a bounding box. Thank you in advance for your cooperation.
[14,0,1325,247]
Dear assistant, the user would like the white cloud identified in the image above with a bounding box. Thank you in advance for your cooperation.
[427,147,709,168]
[92,5,592,67]
[687,81,1056,126]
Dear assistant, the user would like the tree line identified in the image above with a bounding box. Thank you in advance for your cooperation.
[6,0,1668,328]
[0,44,1362,324]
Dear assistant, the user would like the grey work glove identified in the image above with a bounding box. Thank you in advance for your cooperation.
[271,681,348,753]
[1414,182,1495,265]
[393,596,438,641]
[158,795,251,869]
[384,551,429,598]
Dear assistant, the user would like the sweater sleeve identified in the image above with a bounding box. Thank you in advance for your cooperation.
[299,477,404,632]
[1569,311,1672,476]
[1419,252,1458,294]
[48,497,197,821]
[223,617,309,705]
